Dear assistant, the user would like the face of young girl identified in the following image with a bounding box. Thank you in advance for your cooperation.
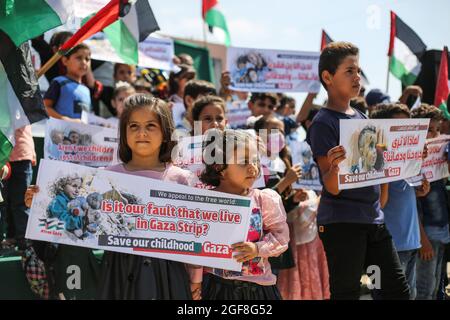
[199,104,227,134]
[63,49,91,79]
[112,90,134,118]
[221,145,259,191]
[64,178,82,199]
[126,108,163,159]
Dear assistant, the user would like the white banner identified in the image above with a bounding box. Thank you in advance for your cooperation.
[407,135,450,186]
[226,100,252,129]
[227,46,321,93]
[81,111,118,129]
[338,119,429,190]
[26,160,253,271]
[74,0,109,18]
[44,118,119,167]
[85,34,175,70]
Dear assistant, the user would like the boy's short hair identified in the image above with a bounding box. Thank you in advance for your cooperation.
[64,43,90,58]
[411,103,443,120]
[113,63,136,78]
[249,92,278,106]
[278,95,296,111]
[370,103,410,119]
[319,41,359,89]
[183,80,216,100]
[50,31,73,49]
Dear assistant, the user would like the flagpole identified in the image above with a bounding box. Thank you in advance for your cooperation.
[386,56,391,94]
[202,21,208,49]
[37,51,63,79]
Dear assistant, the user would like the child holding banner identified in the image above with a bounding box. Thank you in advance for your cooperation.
[412,104,450,300]
[44,43,92,122]
[306,42,409,299]
[370,103,431,300]
[96,94,202,300]
[199,129,289,300]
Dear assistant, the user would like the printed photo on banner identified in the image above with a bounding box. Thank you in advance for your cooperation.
[227,46,321,93]
[290,140,322,190]
[26,160,253,271]
[44,117,119,168]
[407,135,450,186]
[338,118,429,190]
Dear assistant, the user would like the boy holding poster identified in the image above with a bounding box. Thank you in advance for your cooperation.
[306,42,409,299]
[411,104,450,300]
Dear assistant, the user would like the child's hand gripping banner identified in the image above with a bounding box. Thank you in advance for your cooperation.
[338,119,429,190]
[26,160,253,271]
[44,118,119,168]
[227,46,321,93]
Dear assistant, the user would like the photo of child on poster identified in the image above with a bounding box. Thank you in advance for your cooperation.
[231,51,271,85]
[42,173,137,241]
[290,140,321,190]
[348,125,387,174]
[44,118,118,167]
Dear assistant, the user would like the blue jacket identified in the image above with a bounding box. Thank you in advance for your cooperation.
[48,192,84,231]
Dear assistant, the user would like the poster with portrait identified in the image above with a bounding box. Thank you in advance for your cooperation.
[44,118,119,168]
[407,135,450,186]
[227,46,321,93]
[290,140,322,190]
[338,119,429,190]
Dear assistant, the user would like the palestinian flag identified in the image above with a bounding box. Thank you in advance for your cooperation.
[434,47,449,119]
[0,31,48,167]
[0,0,72,46]
[321,29,370,86]
[202,0,231,47]
[102,0,160,65]
[388,11,427,86]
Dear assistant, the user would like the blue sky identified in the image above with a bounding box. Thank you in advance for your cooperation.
[151,0,450,106]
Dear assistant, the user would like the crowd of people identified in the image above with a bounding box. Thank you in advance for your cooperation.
[0,33,449,301]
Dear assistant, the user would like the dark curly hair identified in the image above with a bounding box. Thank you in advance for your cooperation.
[370,103,410,119]
[411,103,443,121]
[200,129,260,187]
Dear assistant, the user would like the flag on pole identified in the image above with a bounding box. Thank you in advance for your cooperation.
[202,0,231,46]
[0,0,73,46]
[102,0,160,65]
[60,0,128,53]
[388,11,427,86]
[434,46,449,119]
[321,29,370,86]
[0,31,48,167]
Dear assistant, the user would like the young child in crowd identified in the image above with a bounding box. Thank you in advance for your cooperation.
[306,42,409,300]
[199,129,289,299]
[412,104,450,300]
[97,94,202,300]
[370,103,431,300]
[44,43,92,122]
[107,81,136,128]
